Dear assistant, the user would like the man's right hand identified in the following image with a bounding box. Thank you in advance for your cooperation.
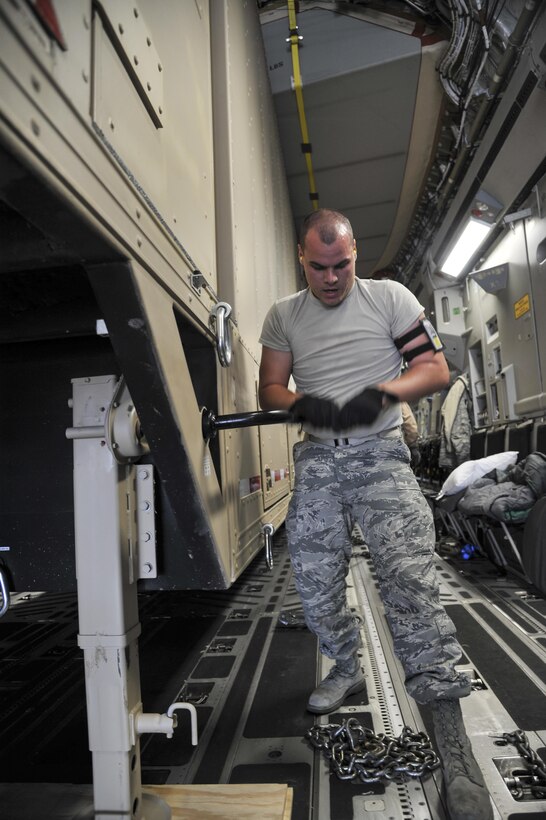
[409,446,421,469]
[289,395,341,429]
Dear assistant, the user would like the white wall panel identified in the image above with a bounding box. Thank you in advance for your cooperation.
[211,0,298,362]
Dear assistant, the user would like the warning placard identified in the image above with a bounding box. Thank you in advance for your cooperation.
[514,294,530,319]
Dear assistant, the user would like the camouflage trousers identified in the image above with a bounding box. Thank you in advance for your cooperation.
[285,430,472,705]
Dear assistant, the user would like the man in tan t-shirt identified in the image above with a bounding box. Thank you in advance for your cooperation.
[259,208,492,820]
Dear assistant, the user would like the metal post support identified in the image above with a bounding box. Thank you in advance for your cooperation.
[70,375,171,820]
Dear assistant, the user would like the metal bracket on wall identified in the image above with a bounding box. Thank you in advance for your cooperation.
[136,465,157,579]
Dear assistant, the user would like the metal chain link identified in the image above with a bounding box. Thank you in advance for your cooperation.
[497,730,546,800]
[306,717,440,784]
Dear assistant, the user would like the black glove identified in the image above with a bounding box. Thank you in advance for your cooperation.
[409,445,421,469]
[290,395,341,429]
[338,387,398,429]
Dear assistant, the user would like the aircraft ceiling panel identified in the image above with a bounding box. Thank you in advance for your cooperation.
[273,56,420,176]
[260,6,434,273]
[287,150,407,205]
[263,8,420,95]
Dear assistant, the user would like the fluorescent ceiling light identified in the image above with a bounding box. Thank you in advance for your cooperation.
[440,218,492,278]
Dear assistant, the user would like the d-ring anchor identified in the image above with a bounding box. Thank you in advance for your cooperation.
[209,302,233,367]
[263,523,275,569]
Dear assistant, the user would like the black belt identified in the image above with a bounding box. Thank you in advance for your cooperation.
[307,428,400,447]
[307,435,371,447]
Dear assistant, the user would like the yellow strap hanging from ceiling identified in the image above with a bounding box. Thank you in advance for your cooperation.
[287,0,319,210]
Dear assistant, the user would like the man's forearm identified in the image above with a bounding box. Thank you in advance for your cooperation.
[379,358,449,403]
[259,384,301,411]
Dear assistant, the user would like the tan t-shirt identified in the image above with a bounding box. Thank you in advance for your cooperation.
[259,278,424,437]
[401,402,419,446]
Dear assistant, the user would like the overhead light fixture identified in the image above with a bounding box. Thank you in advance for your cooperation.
[439,190,503,278]
[440,218,492,278]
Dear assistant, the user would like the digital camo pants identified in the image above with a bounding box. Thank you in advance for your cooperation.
[285,431,472,705]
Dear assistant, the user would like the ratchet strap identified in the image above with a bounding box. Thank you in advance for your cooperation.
[287,0,319,209]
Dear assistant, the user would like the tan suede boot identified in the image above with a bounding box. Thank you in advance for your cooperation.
[431,699,494,820]
[307,657,365,714]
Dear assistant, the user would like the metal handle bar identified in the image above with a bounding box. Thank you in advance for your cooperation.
[202,408,292,440]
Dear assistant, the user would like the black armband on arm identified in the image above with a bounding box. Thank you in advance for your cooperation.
[394,319,444,362]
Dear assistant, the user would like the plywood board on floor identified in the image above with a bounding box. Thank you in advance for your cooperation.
[147,783,293,819]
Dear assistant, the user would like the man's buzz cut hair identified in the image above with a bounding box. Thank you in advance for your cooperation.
[299,208,353,249]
